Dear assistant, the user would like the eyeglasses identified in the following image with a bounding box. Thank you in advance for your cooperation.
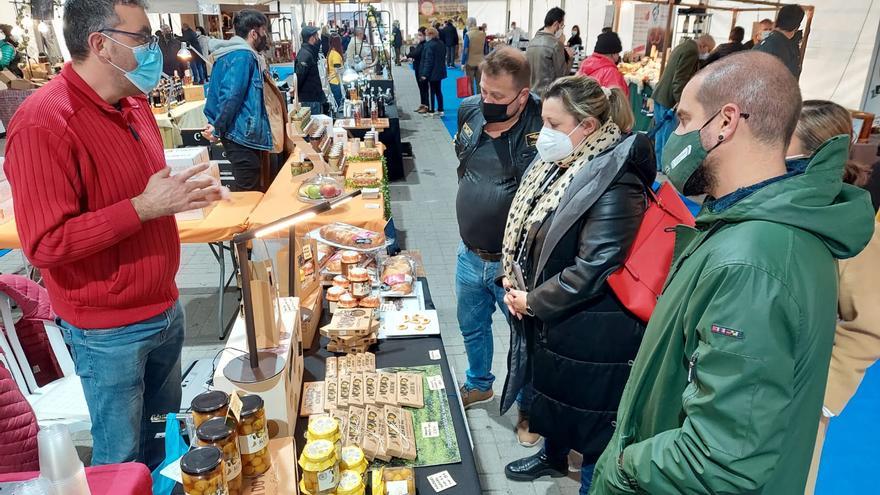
[99,28,158,50]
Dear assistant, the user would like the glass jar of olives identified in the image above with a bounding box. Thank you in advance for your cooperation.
[335,470,366,495]
[236,394,271,477]
[191,390,229,429]
[340,445,367,476]
[306,415,342,457]
[181,446,228,495]
[196,417,243,495]
[298,439,339,495]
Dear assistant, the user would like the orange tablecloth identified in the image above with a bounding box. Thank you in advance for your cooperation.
[0,192,264,250]
[247,168,386,237]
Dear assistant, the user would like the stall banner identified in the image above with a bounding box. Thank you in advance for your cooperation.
[419,0,468,30]
[632,4,670,57]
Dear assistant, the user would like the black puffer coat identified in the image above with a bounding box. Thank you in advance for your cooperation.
[499,133,656,463]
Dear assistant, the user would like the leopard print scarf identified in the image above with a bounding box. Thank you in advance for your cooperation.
[501,120,622,289]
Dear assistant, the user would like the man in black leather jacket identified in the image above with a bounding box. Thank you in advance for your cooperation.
[295,26,327,115]
[453,46,544,446]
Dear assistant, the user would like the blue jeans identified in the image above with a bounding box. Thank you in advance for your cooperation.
[301,101,324,116]
[330,83,343,108]
[456,242,508,392]
[653,102,678,169]
[190,57,207,85]
[58,302,185,470]
[544,438,595,495]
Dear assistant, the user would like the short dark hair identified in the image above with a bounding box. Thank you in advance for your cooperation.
[731,26,745,43]
[480,46,531,90]
[695,51,802,147]
[234,9,268,39]
[63,0,147,62]
[418,26,426,35]
[544,7,565,28]
[196,26,206,35]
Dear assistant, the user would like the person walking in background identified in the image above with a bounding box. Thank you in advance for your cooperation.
[785,100,880,495]
[567,25,582,48]
[408,27,429,114]
[420,27,447,116]
[704,26,746,65]
[346,27,373,72]
[295,26,327,115]
[196,26,212,56]
[578,31,628,96]
[756,4,805,78]
[441,20,460,68]
[341,28,352,51]
[743,18,774,50]
[590,51,876,495]
[203,10,274,192]
[453,47,543,446]
[526,7,570,97]
[157,24,185,77]
[462,17,487,96]
[650,34,715,165]
[181,23,206,84]
[5,0,222,469]
[327,34,345,108]
[392,20,403,66]
[508,21,525,50]
[501,76,647,495]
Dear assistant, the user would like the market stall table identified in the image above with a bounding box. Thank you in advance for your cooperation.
[154,100,209,149]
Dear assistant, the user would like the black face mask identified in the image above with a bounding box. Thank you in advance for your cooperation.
[254,32,269,52]
[481,92,522,124]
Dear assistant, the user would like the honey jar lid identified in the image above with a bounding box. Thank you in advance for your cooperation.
[181,446,223,475]
[308,416,339,438]
[335,470,366,495]
[340,446,366,469]
[196,417,235,443]
[191,390,229,413]
[299,440,337,472]
[240,394,264,417]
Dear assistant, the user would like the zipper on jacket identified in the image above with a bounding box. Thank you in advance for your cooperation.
[687,352,699,384]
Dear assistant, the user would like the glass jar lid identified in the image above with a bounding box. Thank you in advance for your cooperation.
[191,390,229,413]
[308,416,339,438]
[241,394,264,418]
[336,470,365,494]
[181,446,223,475]
[340,446,365,469]
[302,440,334,464]
[196,417,235,443]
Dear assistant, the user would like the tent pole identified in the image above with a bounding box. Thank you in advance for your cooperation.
[528,0,534,35]
[660,0,674,75]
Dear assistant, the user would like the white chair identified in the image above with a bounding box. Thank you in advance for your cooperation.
[0,293,91,432]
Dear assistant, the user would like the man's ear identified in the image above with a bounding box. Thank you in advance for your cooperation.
[88,32,109,60]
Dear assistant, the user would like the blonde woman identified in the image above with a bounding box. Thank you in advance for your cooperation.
[788,100,880,495]
[498,76,648,494]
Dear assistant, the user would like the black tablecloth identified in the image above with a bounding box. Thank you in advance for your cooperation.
[348,103,405,181]
[295,278,481,493]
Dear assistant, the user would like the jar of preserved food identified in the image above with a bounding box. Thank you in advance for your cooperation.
[348,268,371,298]
[191,390,229,429]
[335,470,366,495]
[236,394,271,477]
[382,467,415,495]
[340,445,368,475]
[181,446,228,495]
[306,415,342,457]
[298,440,339,495]
[196,417,243,495]
[340,251,360,278]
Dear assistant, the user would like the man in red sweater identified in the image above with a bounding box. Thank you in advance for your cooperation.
[4,0,221,469]
[578,31,629,97]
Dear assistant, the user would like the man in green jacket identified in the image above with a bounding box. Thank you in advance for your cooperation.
[591,51,875,494]
[652,34,714,167]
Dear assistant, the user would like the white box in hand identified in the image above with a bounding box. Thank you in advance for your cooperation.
[164,146,210,173]
[174,161,221,222]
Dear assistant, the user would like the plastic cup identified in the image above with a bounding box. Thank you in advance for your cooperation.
[37,424,83,482]
[11,477,52,495]
[46,469,91,495]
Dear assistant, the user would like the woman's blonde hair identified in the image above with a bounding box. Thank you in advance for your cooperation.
[795,100,872,187]
[544,76,634,132]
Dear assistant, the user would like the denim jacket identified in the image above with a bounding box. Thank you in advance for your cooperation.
[204,38,273,151]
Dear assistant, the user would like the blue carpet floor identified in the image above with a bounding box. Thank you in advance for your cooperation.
[433,66,879,493]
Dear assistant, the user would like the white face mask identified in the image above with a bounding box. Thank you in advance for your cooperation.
[536,123,582,162]
[699,52,710,61]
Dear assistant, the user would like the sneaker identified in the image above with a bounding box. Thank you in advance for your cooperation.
[415,105,428,113]
[515,413,542,447]
[459,385,493,409]
[435,111,445,117]
[424,111,435,117]
[505,452,567,482]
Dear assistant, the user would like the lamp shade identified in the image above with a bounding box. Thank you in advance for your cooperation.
[177,42,192,60]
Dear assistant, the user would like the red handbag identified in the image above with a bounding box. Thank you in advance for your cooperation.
[456,76,473,98]
[607,182,696,323]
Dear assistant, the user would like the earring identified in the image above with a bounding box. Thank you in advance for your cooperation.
[718,135,725,141]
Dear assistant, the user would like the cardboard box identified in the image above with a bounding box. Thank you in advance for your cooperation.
[184,84,205,101]
[345,406,365,446]
[325,357,338,379]
[9,80,37,90]
[337,374,351,408]
[384,406,416,461]
[321,309,374,338]
[324,377,339,411]
[363,404,390,462]
[300,287,322,350]
[164,146,210,172]
[249,259,284,350]
[363,372,377,405]
[300,381,325,417]
[0,70,18,84]
[241,437,299,495]
[376,372,397,406]
[349,372,364,407]
[396,373,424,409]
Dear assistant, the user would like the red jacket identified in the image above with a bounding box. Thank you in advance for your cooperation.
[577,53,630,97]
[0,363,39,474]
[4,64,179,329]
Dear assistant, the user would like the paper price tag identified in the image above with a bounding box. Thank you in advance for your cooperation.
[427,471,457,492]
[421,421,440,438]
[429,349,441,360]
[386,480,410,495]
[228,391,243,423]
[365,203,381,209]
[159,454,184,484]
[427,375,445,391]
[302,244,313,261]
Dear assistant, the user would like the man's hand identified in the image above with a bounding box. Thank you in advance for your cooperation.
[501,277,513,291]
[504,289,528,320]
[201,124,219,143]
[131,164,222,222]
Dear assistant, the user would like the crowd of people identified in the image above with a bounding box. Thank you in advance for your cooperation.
[1,1,878,494]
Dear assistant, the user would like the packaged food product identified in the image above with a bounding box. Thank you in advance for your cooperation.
[340,446,368,475]
[236,395,271,477]
[299,175,343,203]
[196,417,243,495]
[337,354,352,376]
[307,415,343,457]
[337,293,359,309]
[349,268,371,298]
[325,378,339,411]
[301,381,326,417]
[357,148,382,161]
[321,309,374,337]
[384,406,416,461]
[326,286,347,302]
[326,356,338,378]
[298,439,340,495]
[396,373,424,409]
[376,372,398,406]
[325,251,344,274]
[190,390,230,429]
[340,250,361,278]
[336,469,366,495]
[328,408,349,441]
[361,353,376,372]
[338,374,351,408]
[363,372,378,405]
[349,372,365,407]
[332,275,351,289]
[382,467,416,495]
[381,256,415,296]
[345,406,366,446]
[319,223,386,249]
[362,405,390,462]
[181,446,227,495]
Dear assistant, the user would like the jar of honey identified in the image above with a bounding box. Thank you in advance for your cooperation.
[340,251,360,278]
[196,417,243,495]
[236,394,271,477]
[298,440,339,495]
[191,390,229,429]
[340,445,368,475]
[348,267,371,298]
[335,470,366,495]
[181,446,228,495]
[306,415,342,457]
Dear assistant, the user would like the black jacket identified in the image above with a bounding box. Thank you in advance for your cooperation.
[295,42,326,103]
[756,30,801,78]
[500,134,656,462]
[704,41,746,65]
[321,34,330,56]
[419,38,448,81]
[408,40,425,75]
[392,27,403,48]
[158,34,184,77]
[440,24,459,47]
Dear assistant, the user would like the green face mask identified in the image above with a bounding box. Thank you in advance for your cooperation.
[662,109,723,194]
